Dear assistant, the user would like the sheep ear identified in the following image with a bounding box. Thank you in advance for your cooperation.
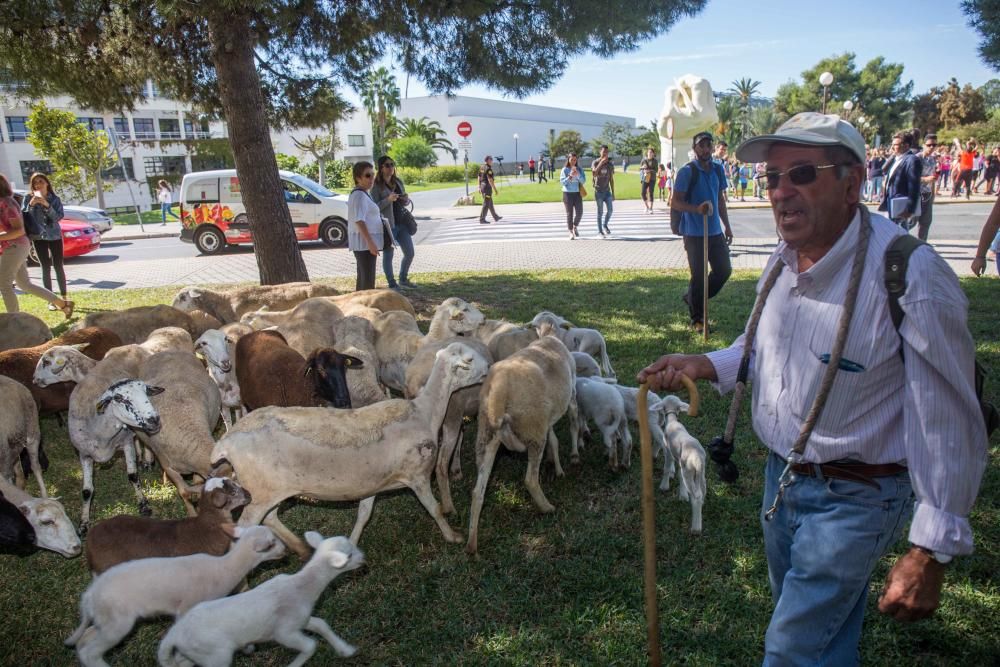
[330,550,349,568]
[210,490,228,508]
[343,354,364,369]
[189,289,202,298]
[146,385,166,397]
[679,401,690,413]
[69,342,90,351]
[305,531,324,549]
[95,395,113,414]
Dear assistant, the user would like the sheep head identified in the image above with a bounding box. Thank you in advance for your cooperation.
[304,348,363,409]
[171,287,202,312]
[204,477,252,512]
[33,343,90,386]
[435,341,490,391]
[441,298,486,334]
[95,379,164,435]
[305,531,366,570]
[16,498,81,558]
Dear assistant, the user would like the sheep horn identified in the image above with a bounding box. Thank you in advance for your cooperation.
[678,373,700,417]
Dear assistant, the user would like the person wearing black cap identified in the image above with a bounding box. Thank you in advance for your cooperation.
[670,131,733,332]
[641,112,987,665]
[478,156,502,224]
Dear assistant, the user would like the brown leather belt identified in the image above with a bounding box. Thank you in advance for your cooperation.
[789,461,908,489]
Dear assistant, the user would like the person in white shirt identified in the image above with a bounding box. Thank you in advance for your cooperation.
[156,180,175,225]
[639,113,987,666]
[347,161,388,291]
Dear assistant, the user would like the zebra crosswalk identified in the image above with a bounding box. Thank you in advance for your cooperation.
[422,208,679,245]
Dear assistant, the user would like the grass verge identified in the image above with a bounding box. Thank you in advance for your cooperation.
[2,270,997,665]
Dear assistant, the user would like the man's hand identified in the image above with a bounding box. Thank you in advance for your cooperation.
[724,226,734,245]
[697,201,713,216]
[877,547,946,622]
[971,257,987,276]
[637,354,716,393]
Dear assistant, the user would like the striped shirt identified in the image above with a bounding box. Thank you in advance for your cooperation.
[706,208,988,556]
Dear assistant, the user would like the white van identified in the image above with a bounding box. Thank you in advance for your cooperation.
[178,169,350,254]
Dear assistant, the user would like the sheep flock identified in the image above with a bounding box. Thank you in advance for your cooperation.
[0,283,707,666]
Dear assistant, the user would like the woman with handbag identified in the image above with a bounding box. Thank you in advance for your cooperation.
[0,173,73,317]
[23,172,70,310]
[560,153,586,239]
[372,156,416,289]
[347,161,390,292]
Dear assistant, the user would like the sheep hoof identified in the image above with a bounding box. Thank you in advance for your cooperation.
[77,522,89,537]
[443,529,463,544]
[240,644,256,655]
[138,502,152,517]
[537,502,556,514]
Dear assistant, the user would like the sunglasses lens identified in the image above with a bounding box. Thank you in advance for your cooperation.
[788,165,819,185]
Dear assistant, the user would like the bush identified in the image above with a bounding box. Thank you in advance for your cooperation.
[390,136,437,169]
[397,166,424,185]
[423,165,467,182]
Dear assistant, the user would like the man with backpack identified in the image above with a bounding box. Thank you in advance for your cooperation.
[640,113,989,665]
[670,131,734,332]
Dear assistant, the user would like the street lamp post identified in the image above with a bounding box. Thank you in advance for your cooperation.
[842,100,854,120]
[513,133,519,174]
[819,71,834,114]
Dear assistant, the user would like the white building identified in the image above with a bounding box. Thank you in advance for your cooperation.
[398,95,637,169]
[0,83,372,211]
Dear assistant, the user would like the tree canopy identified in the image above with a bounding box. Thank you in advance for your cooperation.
[1,0,708,283]
[963,0,1000,71]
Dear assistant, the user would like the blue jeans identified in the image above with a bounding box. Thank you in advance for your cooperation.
[383,223,414,286]
[868,176,883,200]
[761,453,913,666]
[594,189,613,232]
[160,202,174,223]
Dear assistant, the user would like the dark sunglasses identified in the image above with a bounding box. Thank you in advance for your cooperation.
[764,163,839,189]
[382,162,395,168]
[925,143,937,148]
[362,172,375,178]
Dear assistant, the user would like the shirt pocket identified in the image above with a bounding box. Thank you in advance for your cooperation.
[798,333,889,427]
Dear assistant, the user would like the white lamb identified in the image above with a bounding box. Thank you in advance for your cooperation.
[655,395,707,534]
[65,525,285,667]
[575,377,632,470]
[158,532,364,667]
[194,329,245,429]
[530,311,616,378]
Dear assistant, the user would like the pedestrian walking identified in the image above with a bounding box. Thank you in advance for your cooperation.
[537,156,548,183]
[880,131,922,227]
[641,111,988,667]
[669,131,732,332]
[528,156,536,182]
[371,156,416,289]
[952,139,976,198]
[937,150,951,191]
[549,156,556,180]
[23,172,71,311]
[156,180,176,224]
[591,145,615,236]
[0,173,73,317]
[916,134,939,241]
[621,156,629,173]
[639,147,658,214]
[347,161,388,291]
[657,164,668,201]
[560,153,586,239]
[867,149,886,202]
[478,156,502,224]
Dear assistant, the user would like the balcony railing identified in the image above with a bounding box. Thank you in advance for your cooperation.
[159,131,182,139]
[6,131,29,142]
[133,131,157,140]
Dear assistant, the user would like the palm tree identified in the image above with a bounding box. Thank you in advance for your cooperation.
[749,105,783,136]
[729,78,762,143]
[715,96,738,139]
[359,67,400,157]
[391,116,454,152]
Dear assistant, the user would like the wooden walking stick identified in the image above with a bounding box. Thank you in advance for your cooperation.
[637,374,700,666]
[702,202,714,342]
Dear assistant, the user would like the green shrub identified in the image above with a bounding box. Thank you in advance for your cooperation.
[390,136,437,168]
[397,166,425,185]
[423,165,467,182]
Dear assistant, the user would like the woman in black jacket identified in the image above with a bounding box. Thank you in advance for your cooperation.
[22,172,69,307]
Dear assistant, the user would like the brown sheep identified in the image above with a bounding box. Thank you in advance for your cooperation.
[235,330,363,411]
[84,477,251,575]
[0,327,122,416]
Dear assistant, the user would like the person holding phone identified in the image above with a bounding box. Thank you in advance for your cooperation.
[0,173,73,316]
[560,153,586,239]
[371,155,416,289]
[23,172,71,311]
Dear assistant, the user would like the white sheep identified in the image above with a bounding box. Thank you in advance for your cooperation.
[575,377,632,470]
[211,341,491,557]
[72,305,200,344]
[158,532,364,666]
[332,315,388,407]
[194,329,245,430]
[0,475,80,557]
[373,297,486,392]
[467,334,579,554]
[0,375,47,496]
[655,395,707,534]
[485,325,538,362]
[472,318,521,349]
[0,312,51,352]
[572,351,605,379]
[241,297,343,357]
[530,311,616,378]
[65,525,285,667]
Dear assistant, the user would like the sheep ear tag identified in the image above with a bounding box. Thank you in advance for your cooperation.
[95,396,112,414]
[330,550,349,568]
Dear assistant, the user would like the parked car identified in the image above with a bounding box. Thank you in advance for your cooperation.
[11,192,102,262]
[178,170,350,254]
[63,205,114,233]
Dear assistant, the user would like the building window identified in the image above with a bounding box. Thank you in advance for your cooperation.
[133,117,155,139]
[183,119,211,139]
[347,134,365,147]
[102,158,135,182]
[149,81,160,99]
[159,118,181,139]
[77,117,105,131]
[143,156,186,178]
[20,160,52,184]
[5,116,29,141]
[113,117,131,138]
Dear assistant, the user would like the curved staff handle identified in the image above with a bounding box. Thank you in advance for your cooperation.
[637,382,662,667]
[678,372,701,417]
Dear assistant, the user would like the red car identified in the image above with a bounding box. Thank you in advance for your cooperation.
[13,191,102,262]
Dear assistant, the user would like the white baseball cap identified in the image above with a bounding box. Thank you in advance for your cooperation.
[736,112,866,164]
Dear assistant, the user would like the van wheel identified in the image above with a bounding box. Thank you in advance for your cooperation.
[319,219,347,248]
[195,227,226,255]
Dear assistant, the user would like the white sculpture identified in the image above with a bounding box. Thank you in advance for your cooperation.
[657,75,719,172]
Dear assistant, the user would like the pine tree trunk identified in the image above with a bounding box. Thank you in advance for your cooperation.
[205,10,309,285]
[95,171,105,210]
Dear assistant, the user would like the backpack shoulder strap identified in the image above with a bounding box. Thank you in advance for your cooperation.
[686,160,701,192]
[885,233,926,333]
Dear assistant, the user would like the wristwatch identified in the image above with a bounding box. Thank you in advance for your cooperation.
[913,545,953,565]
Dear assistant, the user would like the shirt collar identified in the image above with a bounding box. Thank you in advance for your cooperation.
[778,207,861,289]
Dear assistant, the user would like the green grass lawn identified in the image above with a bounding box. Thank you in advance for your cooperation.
[481,175,657,204]
[111,206,180,226]
[3,271,998,665]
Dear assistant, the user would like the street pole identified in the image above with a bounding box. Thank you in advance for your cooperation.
[513,133,519,177]
[464,151,469,197]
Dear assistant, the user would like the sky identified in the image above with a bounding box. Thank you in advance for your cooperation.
[374,0,996,127]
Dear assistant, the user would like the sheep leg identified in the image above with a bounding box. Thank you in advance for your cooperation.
[408,477,462,543]
[13,457,26,488]
[524,442,556,514]
[620,422,634,470]
[567,398,581,464]
[449,426,464,480]
[76,618,134,667]
[275,630,317,667]
[160,465,199,516]
[220,407,233,432]
[602,427,618,471]
[262,511,309,559]
[79,455,95,535]
[466,434,502,555]
[659,442,676,492]
[28,439,47,498]
[124,440,151,516]
[436,416,462,515]
[546,429,564,478]
[350,497,376,545]
[305,616,358,658]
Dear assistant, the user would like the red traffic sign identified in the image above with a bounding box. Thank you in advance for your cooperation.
[457,121,472,138]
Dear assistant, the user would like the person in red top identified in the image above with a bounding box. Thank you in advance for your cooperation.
[952,139,977,199]
[528,156,536,182]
